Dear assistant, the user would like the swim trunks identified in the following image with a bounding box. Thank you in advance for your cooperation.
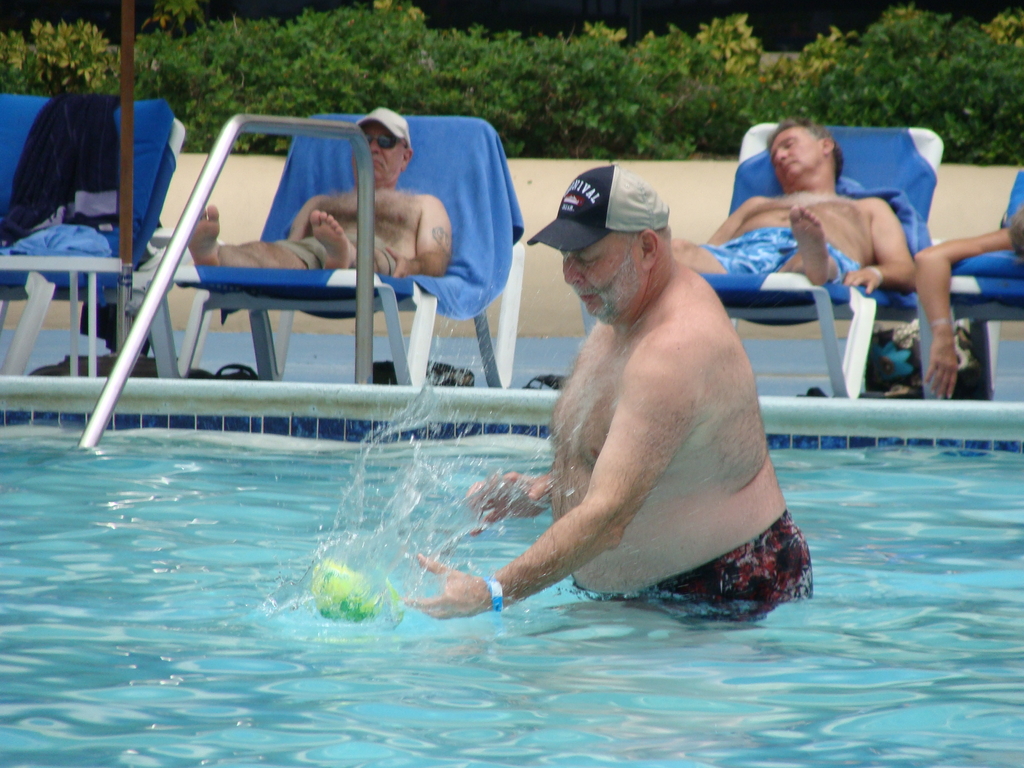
[577,510,812,619]
[276,235,398,275]
[644,510,812,609]
[701,227,861,281]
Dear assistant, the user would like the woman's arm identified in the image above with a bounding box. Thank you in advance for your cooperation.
[916,229,1012,397]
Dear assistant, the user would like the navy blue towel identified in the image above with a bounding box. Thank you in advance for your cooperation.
[0,94,119,246]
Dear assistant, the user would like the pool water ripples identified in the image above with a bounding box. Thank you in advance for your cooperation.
[1,431,1023,766]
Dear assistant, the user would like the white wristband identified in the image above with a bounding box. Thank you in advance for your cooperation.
[866,266,883,282]
[931,318,953,329]
[485,576,503,612]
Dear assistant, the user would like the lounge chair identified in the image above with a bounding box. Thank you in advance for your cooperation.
[704,123,942,398]
[920,170,1024,399]
[169,114,524,386]
[0,94,184,376]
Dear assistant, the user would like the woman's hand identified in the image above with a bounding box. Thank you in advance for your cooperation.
[924,325,959,399]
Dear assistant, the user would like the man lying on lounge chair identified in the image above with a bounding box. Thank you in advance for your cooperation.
[188,107,452,278]
[672,118,915,293]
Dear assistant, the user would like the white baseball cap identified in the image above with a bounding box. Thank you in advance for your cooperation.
[356,107,411,150]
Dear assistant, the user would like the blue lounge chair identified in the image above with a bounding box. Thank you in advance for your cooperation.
[921,170,1024,398]
[170,114,525,386]
[703,123,943,398]
[0,94,184,375]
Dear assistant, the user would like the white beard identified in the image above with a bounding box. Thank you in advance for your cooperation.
[582,252,640,324]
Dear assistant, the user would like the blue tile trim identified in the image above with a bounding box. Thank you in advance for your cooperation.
[170,414,196,430]
[4,409,1024,454]
[318,417,346,441]
[223,416,250,433]
[345,419,372,442]
[114,413,141,430]
[196,415,222,431]
[429,422,457,440]
[6,410,31,426]
[264,416,289,436]
[849,436,877,448]
[793,434,819,450]
[292,416,317,439]
[33,411,60,427]
[142,413,169,429]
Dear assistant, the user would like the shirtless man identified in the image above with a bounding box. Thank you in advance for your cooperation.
[188,107,452,278]
[673,118,915,293]
[410,166,811,619]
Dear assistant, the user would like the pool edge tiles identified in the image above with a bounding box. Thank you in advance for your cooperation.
[0,376,557,442]
[2,378,1024,448]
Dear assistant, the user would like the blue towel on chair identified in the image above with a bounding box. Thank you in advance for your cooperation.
[261,114,524,320]
[0,94,119,246]
[0,224,112,256]
[835,178,932,255]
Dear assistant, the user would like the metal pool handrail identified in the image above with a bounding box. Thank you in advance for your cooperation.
[79,115,376,449]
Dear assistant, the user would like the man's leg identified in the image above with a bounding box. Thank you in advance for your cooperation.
[189,206,310,268]
[781,206,838,286]
[672,238,727,273]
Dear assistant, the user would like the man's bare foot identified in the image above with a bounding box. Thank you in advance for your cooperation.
[310,210,355,269]
[189,206,223,266]
[789,205,835,285]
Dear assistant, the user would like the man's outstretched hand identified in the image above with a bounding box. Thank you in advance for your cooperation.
[406,555,491,619]
[466,472,550,534]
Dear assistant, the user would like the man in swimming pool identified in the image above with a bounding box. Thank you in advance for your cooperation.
[188,107,452,278]
[410,165,811,619]
[672,118,915,293]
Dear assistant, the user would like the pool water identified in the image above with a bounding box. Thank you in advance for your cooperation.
[1,429,1023,767]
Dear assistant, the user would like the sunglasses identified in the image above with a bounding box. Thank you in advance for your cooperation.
[365,134,401,149]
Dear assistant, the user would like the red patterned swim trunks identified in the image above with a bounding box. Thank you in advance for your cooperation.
[644,510,812,617]
[578,510,812,619]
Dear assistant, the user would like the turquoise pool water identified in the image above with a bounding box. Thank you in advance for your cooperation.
[1,429,1023,767]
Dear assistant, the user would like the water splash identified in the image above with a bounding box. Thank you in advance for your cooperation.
[270,387,517,628]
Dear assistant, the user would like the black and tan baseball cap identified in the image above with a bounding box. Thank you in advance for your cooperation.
[527,165,669,252]
[357,107,412,149]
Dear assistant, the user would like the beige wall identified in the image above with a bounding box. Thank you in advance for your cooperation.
[10,155,1022,339]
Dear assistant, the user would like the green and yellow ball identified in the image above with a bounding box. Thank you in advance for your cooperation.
[311,558,402,623]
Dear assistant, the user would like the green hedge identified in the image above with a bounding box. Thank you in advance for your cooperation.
[2,4,1023,164]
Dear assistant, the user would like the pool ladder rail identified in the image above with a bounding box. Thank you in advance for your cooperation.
[79,114,378,448]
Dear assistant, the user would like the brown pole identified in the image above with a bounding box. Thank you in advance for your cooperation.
[117,0,135,351]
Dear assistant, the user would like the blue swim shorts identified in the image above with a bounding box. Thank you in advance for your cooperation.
[701,227,861,282]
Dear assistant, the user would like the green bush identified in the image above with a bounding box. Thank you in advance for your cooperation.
[2,3,1023,164]
[0,20,118,95]
[791,7,1024,165]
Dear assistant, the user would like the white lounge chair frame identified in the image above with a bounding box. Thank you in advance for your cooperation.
[174,239,524,388]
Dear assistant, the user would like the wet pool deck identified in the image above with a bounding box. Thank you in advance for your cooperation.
[9,327,1024,402]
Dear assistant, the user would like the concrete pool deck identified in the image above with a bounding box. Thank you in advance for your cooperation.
[8,327,1024,401]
